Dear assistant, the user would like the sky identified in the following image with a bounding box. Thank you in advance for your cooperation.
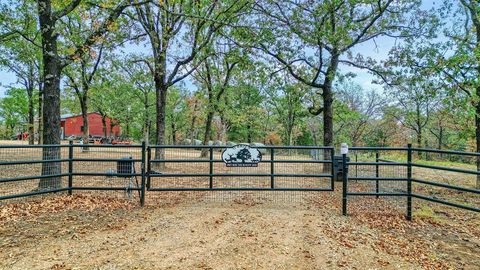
[0,31,394,98]
[0,0,438,98]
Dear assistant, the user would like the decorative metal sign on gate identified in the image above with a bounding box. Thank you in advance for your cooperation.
[221,144,262,167]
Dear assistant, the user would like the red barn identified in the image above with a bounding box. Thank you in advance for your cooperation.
[60,112,121,139]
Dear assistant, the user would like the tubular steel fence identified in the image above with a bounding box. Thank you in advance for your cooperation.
[0,144,71,200]
[0,143,478,220]
[147,145,334,192]
[342,144,480,220]
[0,142,146,204]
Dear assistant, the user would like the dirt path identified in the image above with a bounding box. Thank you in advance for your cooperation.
[0,192,478,269]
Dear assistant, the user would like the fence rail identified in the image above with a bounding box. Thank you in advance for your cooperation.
[0,142,145,203]
[342,144,480,220]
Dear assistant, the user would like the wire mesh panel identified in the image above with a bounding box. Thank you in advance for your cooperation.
[147,145,334,192]
[148,147,210,189]
[346,147,408,215]
[0,145,70,202]
[272,148,332,190]
[70,144,144,201]
[348,148,408,193]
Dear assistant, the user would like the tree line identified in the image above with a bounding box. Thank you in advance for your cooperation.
[0,1,479,186]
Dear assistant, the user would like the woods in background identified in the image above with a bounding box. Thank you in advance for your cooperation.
[0,0,478,153]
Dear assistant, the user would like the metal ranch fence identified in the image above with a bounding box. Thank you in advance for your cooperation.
[0,142,145,203]
[0,142,478,220]
[343,144,480,220]
[147,145,334,192]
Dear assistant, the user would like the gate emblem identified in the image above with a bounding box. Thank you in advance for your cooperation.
[222,144,262,167]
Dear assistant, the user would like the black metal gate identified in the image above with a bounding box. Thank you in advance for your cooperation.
[2,143,477,221]
[146,145,335,192]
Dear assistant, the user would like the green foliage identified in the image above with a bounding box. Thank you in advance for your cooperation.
[90,70,136,136]
[0,0,478,154]
[0,88,29,136]
[333,81,384,146]
[166,87,189,143]
[265,75,310,145]
[227,84,265,143]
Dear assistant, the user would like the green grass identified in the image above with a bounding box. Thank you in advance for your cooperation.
[414,206,446,224]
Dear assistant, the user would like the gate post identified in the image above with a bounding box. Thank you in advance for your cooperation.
[406,144,412,220]
[375,151,379,198]
[140,142,146,206]
[330,149,335,190]
[209,147,213,189]
[270,148,274,189]
[147,146,151,190]
[68,140,73,195]
[342,153,348,216]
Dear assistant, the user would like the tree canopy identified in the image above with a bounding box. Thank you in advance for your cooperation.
[0,0,478,154]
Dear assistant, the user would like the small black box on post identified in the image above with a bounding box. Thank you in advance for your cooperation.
[333,155,350,182]
[117,156,134,175]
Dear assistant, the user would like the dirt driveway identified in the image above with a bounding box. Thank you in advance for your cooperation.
[0,191,479,270]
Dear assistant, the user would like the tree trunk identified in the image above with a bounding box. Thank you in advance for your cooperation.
[323,83,334,148]
[143,105,150,145]
[438,126,443,150]
[144,122,150,145]
[101,114,107,138]
[155,82,167,144]
[416,103,424,158]
[171,120,177,145]
[143,94,150,145]
[148,119,153,142]
[37,88,43,144]
[471,4,480,189]
[110,121,115,138]
[153,52,168,167]
[417,128,422,152]
[80,96,89,149]
[476,20,480,188]
[321,54,338,173]
[201,110,214,157]
[144,115,150,146]
[323,54,339,148]
[286,110,294,146]
[189,99,199,142]
[476,92,480,189]
[38,0,62,189]
[27,86,35,145]
[286,125,293,146]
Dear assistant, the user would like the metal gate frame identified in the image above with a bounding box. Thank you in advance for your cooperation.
[146,145,335,192]
[341,144,480,220]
